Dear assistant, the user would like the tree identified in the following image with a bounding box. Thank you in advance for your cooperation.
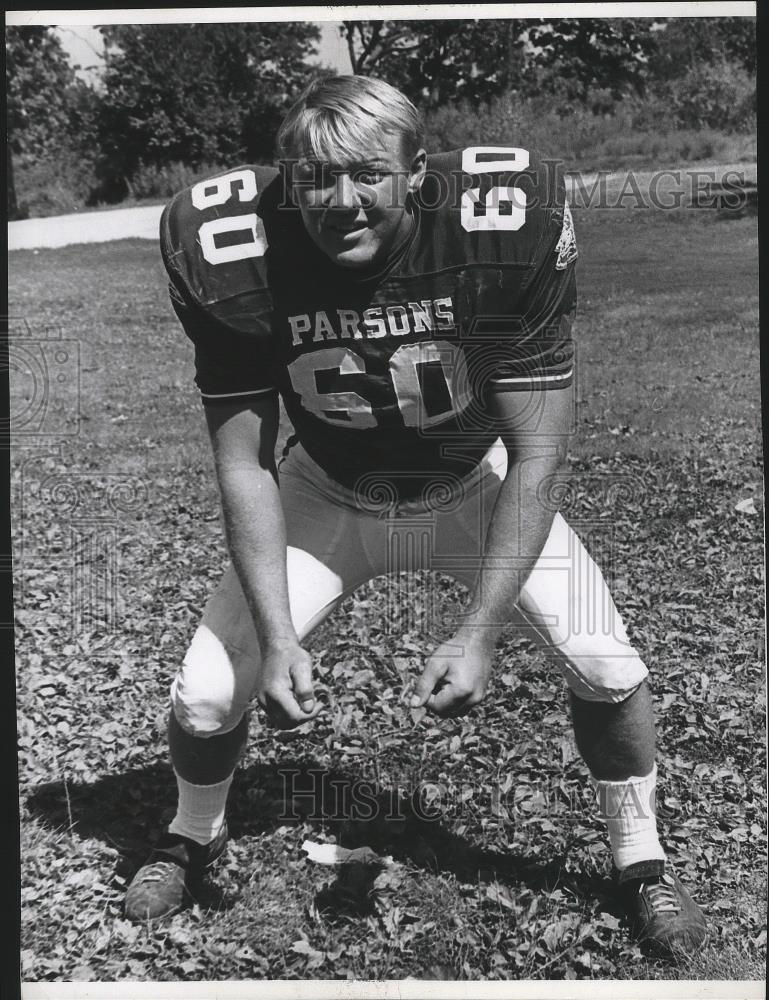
[95,23,321,198]
[341,20,527,107]
[523,19,662,101]
[6,26,99,218]
[647,17,756,80]
[340,19,662,108]
[643,18,756,131]
[6,26,79,160]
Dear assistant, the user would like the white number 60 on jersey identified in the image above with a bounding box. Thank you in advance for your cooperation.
[461,147,529,233]
[191,169,266,265]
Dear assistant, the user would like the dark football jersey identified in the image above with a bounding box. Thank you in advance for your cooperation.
[161,147,577,499]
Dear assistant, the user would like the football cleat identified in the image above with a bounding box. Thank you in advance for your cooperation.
[124,822,228,922]
[616,858,708,956]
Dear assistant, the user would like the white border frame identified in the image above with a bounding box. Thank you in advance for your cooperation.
[10,3,762,999]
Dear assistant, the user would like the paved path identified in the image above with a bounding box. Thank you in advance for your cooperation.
[8,161,755,251]
[9,204,164,251]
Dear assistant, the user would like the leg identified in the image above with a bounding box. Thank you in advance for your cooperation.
[571,680,667,876]
[508,511,665,868]
[569,680,656,781]
[124,544,359,922]
[169,430,421,826]
[125,447,383,920]
[166,435,393,823]
[517,514,705,950]
[169,712,248,785]
[435,451,706,951]
[431,446,654,780]
[166,520,378,842]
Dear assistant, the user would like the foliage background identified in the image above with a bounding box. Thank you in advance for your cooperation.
[6,16,756,218]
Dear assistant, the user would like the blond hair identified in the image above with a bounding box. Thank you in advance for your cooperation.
[277,74,424,166]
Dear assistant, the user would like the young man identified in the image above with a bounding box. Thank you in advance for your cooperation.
[127,75,706,955]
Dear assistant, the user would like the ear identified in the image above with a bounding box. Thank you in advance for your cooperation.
[408,148,427,194]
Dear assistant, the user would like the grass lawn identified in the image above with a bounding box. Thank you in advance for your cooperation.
[10,197,765,983]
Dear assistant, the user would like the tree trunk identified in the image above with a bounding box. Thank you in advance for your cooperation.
[344,23,358,74]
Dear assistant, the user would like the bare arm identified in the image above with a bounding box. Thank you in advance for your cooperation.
[205,395,296,651]
[205,396,318,727]
[412,383,573,715]
[456,382,573,654]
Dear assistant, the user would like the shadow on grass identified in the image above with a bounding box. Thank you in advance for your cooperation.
[24,760,616,919]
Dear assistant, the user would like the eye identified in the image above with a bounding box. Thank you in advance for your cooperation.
[352,170,387,186]
[293,161,336,188]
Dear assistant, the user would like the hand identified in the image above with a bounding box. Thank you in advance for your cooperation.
[410,634,494,718]
[256,641,321,729]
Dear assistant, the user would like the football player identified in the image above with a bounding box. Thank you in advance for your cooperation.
[126,75,706,955]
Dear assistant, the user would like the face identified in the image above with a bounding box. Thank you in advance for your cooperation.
[290,142,426,269]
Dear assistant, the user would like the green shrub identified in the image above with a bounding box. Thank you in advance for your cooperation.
[423,87,755,172]
[13,147,98,217]
[11,156,233,218]
[662,58,756,131]
[125,160,226,201]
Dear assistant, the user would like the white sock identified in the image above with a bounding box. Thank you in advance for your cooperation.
[593,764,667,871]
[168,771,233,846]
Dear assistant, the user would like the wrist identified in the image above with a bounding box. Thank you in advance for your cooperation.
[453,621,499,656]
[260,632,301,656]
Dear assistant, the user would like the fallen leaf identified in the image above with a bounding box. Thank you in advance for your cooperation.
[291,940,326,965]
[301,840,392,866]
[485,883,516,910]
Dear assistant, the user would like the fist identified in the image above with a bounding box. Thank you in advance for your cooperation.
[257,642,321,729]
[410,636,494,718]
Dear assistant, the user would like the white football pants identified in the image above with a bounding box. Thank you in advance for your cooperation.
[171,441,649,737]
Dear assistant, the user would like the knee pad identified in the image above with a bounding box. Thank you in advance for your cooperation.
[170,670,247,737]
[170,624,251,738]
[170,676,247,737]
[554,638,649,704]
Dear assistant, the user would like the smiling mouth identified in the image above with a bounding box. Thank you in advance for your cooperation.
[328,219,368,234]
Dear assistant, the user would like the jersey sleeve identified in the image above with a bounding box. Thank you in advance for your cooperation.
[483,199,577,394]
[159,165,281,407]
[165,274,278,405]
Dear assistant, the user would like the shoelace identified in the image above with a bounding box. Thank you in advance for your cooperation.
[639,877,680,914]
[133,859,181,885]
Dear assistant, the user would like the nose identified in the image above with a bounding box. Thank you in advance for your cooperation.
[328,172,361,211]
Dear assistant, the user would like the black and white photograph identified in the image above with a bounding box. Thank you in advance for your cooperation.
[7,3,764,994]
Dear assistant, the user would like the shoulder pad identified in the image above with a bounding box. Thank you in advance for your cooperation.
[160,164,293,332]
[414,146,566,271]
